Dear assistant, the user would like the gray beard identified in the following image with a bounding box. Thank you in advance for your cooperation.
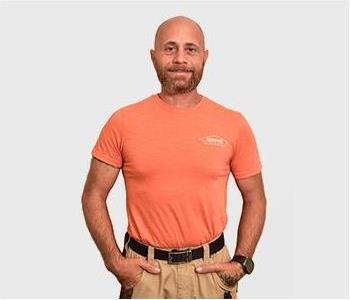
[155,67,204,95]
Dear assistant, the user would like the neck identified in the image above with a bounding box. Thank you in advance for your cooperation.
[157,89,203,108]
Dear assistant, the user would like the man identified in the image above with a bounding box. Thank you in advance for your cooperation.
[81,15,266,299]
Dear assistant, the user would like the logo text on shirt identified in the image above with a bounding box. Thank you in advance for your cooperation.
[198,135,228,147]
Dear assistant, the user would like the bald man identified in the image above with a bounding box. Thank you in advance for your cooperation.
[82,15,266,299]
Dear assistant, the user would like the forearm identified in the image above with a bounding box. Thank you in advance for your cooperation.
[234,197,266,258]
[82,194,123,266]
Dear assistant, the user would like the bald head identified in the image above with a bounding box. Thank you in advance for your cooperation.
[153,16,206,50]
[150,16,208,95]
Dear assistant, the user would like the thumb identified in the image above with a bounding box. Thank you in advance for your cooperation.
[139,258,161,274]
[195,262,221,274]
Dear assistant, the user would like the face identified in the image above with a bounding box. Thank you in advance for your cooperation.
[150,20,208,95]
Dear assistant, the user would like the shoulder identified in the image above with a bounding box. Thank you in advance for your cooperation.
[204,95,246,124]
[108,94,153,120]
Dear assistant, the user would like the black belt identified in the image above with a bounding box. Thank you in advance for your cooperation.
[122,231,225,265]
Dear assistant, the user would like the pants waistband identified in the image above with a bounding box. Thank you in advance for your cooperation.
[122,231,225,264]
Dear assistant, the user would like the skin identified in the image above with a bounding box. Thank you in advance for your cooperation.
[81,15,267,292]
[150,16,208,107]
[81,158,160,291]
[195,172,267,288]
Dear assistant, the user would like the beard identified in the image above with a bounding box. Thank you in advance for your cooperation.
[153,60,205,94]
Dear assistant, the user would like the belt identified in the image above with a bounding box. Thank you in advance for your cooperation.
[123,231,225,265]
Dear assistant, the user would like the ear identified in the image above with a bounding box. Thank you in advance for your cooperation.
[204,49,209,63]
[150,49,156,68]
[150,49,155,64]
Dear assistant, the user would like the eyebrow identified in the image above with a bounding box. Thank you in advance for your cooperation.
[163,41,200,48]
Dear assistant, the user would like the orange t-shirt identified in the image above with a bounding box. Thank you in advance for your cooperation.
[91,94,262,248]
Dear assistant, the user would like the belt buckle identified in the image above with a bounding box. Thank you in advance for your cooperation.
[167,248,192,265]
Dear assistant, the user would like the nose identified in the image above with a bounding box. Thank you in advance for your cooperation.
[173,48,187,64]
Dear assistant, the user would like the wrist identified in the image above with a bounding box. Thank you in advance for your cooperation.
[230,260,245,273]
[104,256,124,275]
[103,250,124,269]
[230,255,255,275]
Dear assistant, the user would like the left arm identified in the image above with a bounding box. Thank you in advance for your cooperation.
[195,172,267,287]
[233,171,267,258]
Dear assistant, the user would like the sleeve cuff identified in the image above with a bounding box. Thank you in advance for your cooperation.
[233,168,262,179]
[91,150,122,168]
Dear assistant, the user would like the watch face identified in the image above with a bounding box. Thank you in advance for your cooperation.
[245,258,254,274]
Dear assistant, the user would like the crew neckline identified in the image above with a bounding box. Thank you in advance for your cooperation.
[152,93,207,113]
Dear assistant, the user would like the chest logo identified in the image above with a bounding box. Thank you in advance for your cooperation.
[198,135,228,147]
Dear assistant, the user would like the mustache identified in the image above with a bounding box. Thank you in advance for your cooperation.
[168,68,192,72]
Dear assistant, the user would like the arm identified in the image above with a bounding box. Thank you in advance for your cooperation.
[81,157,160,290]
[81,157,123,269]
[233,171,267,258]
[194,171,266,286]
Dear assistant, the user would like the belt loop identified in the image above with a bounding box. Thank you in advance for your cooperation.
[121,231,130,257]
[203,242,210,262]
[125,232,131,249]
[147,244,154,261]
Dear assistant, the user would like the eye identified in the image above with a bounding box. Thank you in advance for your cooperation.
[165,46,174,52]
[187,47,198,54]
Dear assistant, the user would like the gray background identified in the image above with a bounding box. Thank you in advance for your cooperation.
[0,0,348,298]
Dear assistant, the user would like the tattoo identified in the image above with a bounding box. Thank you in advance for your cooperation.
[217,271,242,287]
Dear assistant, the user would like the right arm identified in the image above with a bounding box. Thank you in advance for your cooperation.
[81,157,123,269]
[81,157,160,289]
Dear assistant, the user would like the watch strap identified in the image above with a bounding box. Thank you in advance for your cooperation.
[231,255,254,274]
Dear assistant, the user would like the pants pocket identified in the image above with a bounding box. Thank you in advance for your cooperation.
[125,246,147,291]
[212,271,238,293]
[210,245,239,298]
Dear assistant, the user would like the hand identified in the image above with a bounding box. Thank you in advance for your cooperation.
[195,260,245,287]
[104,255,161,290]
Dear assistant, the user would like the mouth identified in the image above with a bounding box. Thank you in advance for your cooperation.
[168,70,191,75]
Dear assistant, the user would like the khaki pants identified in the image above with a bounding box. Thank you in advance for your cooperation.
[119,232,239,299]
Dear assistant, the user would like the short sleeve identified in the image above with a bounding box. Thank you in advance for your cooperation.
[230,112,262,179]
[91,109,124,168]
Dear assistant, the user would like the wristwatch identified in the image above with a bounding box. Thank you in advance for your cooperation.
[230,255,254,274]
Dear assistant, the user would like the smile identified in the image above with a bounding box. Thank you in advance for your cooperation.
[169,71,191,75]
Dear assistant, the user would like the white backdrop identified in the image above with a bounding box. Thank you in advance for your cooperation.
[0,0,348,298]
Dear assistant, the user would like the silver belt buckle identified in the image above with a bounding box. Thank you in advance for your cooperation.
[167,248,192,264]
